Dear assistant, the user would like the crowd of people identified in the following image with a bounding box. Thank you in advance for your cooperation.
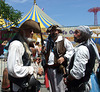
[1,19,100,92]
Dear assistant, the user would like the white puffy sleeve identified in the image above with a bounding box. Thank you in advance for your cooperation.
[70,45,90,79]
[7,40,34,78]
[64,38,74,59]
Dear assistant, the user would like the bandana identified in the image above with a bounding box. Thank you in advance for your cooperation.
[87,39,100,61]
[76,26,93,35]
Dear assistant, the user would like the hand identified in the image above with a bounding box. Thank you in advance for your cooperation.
[63,77,67,85]
[41,46,46,54]
[38,67,43,76]
[57,57,64,64]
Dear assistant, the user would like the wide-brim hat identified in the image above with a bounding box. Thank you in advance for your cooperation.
[10,19,41,33]
[46,25,62,33]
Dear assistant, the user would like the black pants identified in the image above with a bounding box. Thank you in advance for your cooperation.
[18,86,36,92]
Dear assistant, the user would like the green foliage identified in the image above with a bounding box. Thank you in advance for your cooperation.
[0,0,23,28]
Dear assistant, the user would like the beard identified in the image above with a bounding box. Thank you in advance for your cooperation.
[22,31,34,43]
[74,36,83,43]
[26,38,33,42]
[74,36,78,43]
[24,37,33,43]
[51,33,58,40]
[74,36,87,43]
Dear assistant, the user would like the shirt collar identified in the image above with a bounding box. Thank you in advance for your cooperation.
[55,35,63,42]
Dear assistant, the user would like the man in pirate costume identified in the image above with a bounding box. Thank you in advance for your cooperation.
[58,26,100,92]
[7,19,43,92]
[42,25,74,92]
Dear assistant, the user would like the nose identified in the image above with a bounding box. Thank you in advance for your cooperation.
[55,30,59,34]
[30,30,34,34]
[31,31,34,34]
[74,32,76,36]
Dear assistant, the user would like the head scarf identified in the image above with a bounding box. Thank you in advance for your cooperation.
[76,26,93,36]
[76,26,100,61]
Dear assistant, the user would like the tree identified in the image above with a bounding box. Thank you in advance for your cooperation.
[0,0,23,29]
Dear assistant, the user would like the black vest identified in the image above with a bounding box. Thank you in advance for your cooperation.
[8,33,31,88]
[68,43,96,87]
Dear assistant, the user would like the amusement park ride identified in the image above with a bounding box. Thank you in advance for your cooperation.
[88,7,100,52]
[88,7,100,25]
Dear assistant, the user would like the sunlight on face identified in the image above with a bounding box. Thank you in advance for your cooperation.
[74,30,81,42]
[22,29,34,42]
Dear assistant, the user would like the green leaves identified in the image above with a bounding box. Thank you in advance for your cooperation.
[0,0,23,28]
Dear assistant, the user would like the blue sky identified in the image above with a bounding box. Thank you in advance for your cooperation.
[6,0,100,27]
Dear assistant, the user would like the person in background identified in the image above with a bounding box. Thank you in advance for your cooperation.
[31,56,43,92]
[31,57,43,78]
[7,19,43,92]
[42,25,74,92]
[35,41,41,58]
[29,40,36,58]
[59,26,100,92]
[0,40,9,60]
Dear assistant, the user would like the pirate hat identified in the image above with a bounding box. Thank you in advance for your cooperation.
[46,25,62,33]
[10,19,41,33]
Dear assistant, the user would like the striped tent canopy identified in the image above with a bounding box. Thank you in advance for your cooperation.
[18,3,62,28]
[1,3,62,29]
[0,18,6,28]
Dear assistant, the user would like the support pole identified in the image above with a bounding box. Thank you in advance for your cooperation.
[94,12,98,25]
[34,0,36,4]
